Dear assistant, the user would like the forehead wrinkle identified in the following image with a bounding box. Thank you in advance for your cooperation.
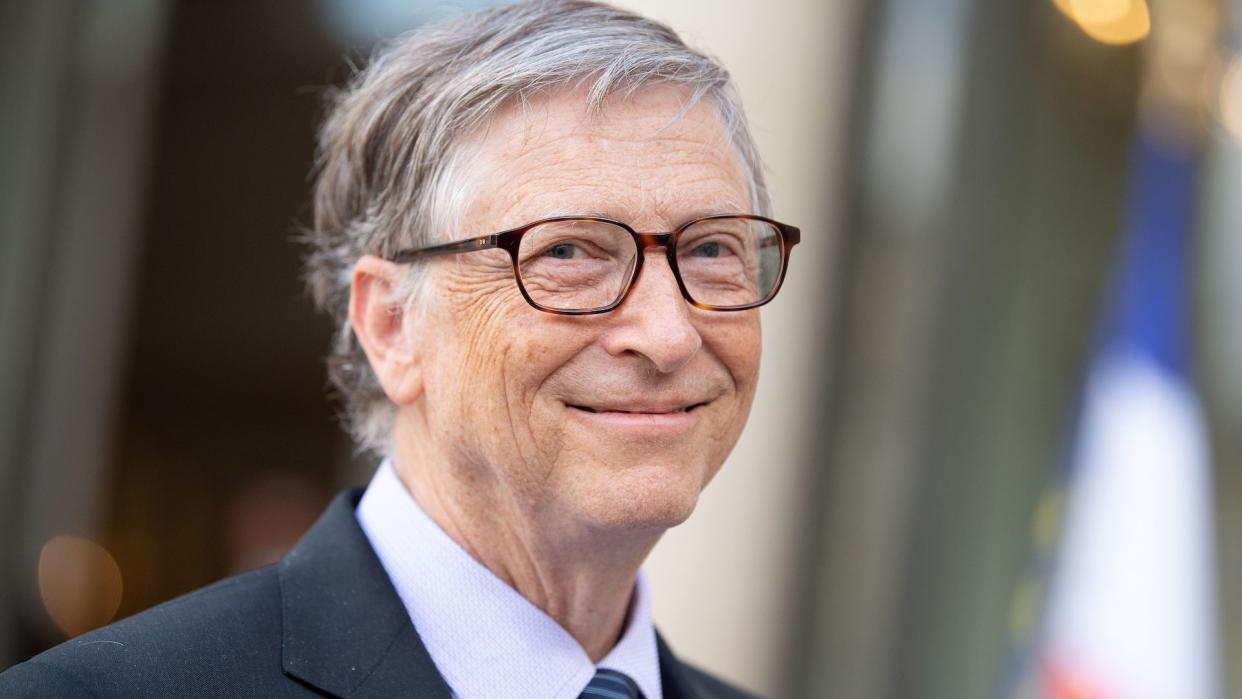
[506,128,730,169]
[483,148,748,223]
[489,177,747,232]
[487,94,734,167]
[467,92,750,233]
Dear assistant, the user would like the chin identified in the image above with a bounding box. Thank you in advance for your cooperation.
[566,453,711,532]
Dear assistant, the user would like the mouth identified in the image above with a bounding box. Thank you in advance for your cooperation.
[568,401,709,415]
[564,398,713,436]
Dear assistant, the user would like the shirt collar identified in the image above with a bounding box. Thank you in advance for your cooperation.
[356,459,663,699]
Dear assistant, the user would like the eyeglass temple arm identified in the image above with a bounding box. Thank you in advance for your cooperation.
[390,235,499,263]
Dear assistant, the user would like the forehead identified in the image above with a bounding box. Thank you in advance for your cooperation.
[464,86,752,229]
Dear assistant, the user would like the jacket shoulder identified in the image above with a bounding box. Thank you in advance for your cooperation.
[0,659,99,697]
[677,661,762,699]
[0,566,301,697]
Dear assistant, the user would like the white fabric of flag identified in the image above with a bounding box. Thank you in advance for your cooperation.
[1038,134,1219,699]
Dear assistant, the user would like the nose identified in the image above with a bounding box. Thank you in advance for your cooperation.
[599,250,702,374]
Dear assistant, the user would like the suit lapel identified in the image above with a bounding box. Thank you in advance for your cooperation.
[279,490,723,698]
[657,631,705,699]
[278,490,452,698]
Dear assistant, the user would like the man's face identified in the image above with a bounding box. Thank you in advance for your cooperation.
[406,86,761,533]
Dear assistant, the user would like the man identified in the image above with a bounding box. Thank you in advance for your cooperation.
[0,1,799,696]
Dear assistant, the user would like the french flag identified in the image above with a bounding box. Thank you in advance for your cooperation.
[1038,131,1220,699]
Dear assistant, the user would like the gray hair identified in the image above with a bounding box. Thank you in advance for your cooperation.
[305,0,770,455]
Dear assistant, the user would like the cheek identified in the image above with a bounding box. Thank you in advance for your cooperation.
[708,312,762,398]
[700,314,762,466]
[434,260,527,393]
[419,270,521,454]
[429,273,594,474]
[505,324,601,468]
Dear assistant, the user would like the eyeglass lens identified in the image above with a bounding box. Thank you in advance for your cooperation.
[515,218,784,311]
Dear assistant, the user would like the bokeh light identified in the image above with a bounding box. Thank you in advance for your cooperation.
[1221,53,1242,144]
[1053,0,1152,45]
[37,536,124,639]
[1070,0,1132,25]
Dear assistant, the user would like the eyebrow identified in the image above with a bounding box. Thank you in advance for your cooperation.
[534,205,754,226]
[542,208,611,219]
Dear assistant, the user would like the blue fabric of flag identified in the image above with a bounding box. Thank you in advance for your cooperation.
[1104,134,1197,375]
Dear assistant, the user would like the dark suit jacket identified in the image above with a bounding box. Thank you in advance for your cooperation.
[0,490,757,698]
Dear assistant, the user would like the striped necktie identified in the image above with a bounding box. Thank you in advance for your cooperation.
[579,668,643,699]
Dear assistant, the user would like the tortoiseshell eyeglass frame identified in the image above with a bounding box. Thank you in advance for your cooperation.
[388,213,801,316]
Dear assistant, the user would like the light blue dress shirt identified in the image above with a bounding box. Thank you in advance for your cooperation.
[356,460,663,699]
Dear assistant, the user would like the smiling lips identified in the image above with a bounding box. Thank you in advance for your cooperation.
[566,400,710,433]
[569,401,707,415]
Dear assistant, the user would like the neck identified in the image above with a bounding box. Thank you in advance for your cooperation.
[390,429,662,662]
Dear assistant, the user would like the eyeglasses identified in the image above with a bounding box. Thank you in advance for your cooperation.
[389,214,800,315]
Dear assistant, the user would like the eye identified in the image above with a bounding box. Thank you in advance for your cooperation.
[544,243,581,259]
[686,240,736,258]
[691,242,720,258]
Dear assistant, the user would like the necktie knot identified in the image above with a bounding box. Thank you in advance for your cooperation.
[579,668,642,699]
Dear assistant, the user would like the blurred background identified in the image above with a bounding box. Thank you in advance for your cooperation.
[1,0,1239,697]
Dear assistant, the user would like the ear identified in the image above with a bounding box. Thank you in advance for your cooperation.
[349,255,424,406]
